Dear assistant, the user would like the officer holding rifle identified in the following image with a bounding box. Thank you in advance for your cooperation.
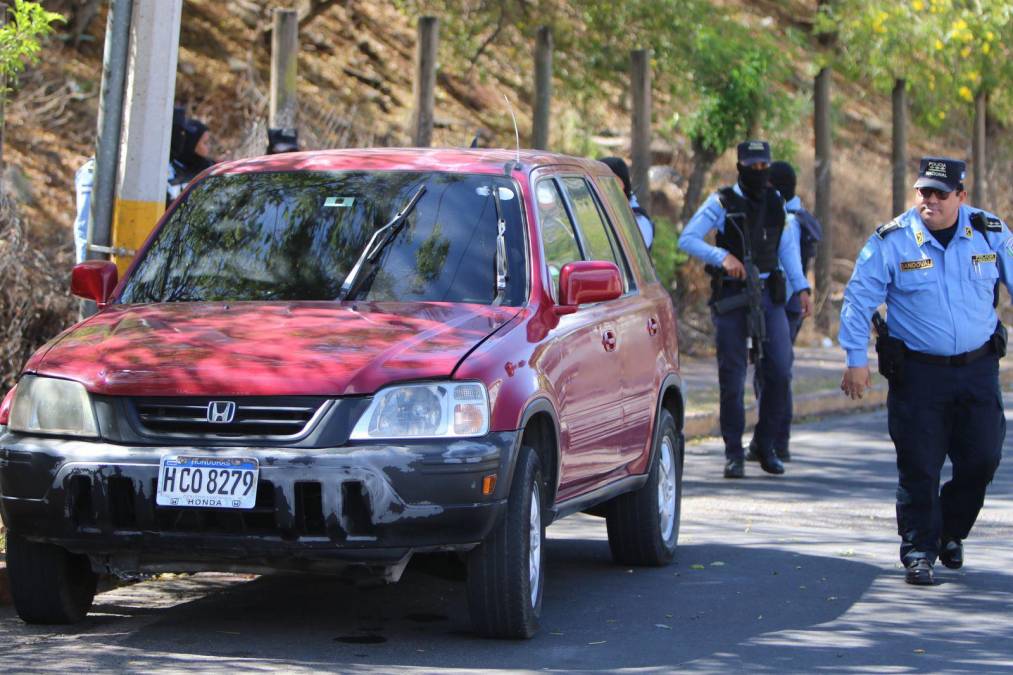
[680,140,812,479]
[839,157,1008,586]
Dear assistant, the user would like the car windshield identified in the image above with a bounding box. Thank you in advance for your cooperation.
[118,170,527,306]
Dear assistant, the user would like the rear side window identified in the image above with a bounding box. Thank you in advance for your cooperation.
[560,177,635,292]
[535,180,582,302]
[597,176,657,284]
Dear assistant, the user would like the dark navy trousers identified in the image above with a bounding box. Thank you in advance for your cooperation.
[713,287,792,460]
[887,354,1004,564]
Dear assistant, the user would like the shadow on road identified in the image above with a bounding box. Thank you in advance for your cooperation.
[1,541,882,672]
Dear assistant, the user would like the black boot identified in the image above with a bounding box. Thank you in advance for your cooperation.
[724,457,745,479]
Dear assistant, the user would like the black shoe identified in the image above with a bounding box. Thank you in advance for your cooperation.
[724,458,745,479]
[745,440,760,462]
[775,447,791,462]
[758,452,785,475]
[940,538,963,569]
[905,558,935,585]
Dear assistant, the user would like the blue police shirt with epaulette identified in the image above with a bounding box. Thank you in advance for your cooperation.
[839,204,1013,368]
[678,183,810,295]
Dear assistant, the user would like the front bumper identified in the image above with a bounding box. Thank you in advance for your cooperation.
[0,430,521,577]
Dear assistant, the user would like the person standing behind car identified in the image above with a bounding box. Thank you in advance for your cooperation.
[746,160,823,465]
[599,156,654,252]
[169,116,217,196]
[840,156,1008,586]
[678,140,811,479]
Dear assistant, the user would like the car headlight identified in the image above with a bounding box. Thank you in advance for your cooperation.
[9,375,99,438]
[350,381,490,440]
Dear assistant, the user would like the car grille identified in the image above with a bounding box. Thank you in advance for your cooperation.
[130,396,329,440]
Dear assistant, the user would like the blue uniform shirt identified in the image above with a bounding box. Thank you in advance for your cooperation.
[678,184,810,294]
[839,204,1013,367]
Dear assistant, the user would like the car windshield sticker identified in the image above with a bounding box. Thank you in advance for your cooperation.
[324,197,355,208]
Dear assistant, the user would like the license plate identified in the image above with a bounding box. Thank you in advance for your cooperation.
[156,456,259,509]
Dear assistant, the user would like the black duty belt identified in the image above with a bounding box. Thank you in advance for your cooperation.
[904,341,994,367]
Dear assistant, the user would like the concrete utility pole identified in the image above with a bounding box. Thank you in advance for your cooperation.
[89,0,132,259]
[532,26,552,150]
[269,8,298,130]
[630,49,652,212]
[411,16,438,147]
[110,0,182,274]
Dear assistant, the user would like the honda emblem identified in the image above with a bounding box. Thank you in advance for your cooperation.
[207,401,237,424]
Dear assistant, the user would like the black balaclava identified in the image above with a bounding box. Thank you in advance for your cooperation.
[598,156,633,199]
[737,163,769,200]
[769,161,797,201]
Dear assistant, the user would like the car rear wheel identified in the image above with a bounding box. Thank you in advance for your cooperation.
[606,409,681,566]
[466,445,544,639]
[7,534,97,624]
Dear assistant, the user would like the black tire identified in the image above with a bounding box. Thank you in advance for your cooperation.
[466,445,545,639]
[606,409,682,566]
[7,534,97,624]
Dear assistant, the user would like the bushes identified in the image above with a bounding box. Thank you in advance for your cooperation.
[0,196,76,391]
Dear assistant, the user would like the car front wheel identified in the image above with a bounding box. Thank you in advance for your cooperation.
[466,445,544,639]
[606,409,682,566]
[7,534,98,624]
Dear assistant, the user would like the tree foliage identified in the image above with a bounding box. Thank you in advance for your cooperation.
[0,0,63,100]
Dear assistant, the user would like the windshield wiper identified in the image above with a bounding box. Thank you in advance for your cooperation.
[339,185,427,301]
[490,185,508,304]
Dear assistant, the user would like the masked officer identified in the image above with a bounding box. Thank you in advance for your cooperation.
[840,157,1008,585]
[680,140,812,479]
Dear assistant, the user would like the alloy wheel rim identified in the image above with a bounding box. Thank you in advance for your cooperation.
[657,436,676,541]
[529,483,542,607]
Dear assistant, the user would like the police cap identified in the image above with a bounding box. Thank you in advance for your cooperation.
[913,156,965,192]
[737,140,771,166]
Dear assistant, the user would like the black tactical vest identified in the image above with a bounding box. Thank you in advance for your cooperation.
[714,186,784,273]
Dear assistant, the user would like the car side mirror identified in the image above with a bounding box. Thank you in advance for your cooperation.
[71,261,118,306]
[555,260,622,315]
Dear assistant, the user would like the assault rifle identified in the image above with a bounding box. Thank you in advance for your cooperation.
[710,211,766,369]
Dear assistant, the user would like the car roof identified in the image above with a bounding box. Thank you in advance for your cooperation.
[209,147,612,179]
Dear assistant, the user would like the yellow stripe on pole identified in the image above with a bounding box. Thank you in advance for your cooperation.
[111,198,163,274]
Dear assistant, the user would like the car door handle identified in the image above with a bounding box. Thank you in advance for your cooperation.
[602,329,617,352]
[647,317,659,336]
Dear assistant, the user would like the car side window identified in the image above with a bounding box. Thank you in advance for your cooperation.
[560,176,635,292]
[535,179,583,302]
[596,175,657,284]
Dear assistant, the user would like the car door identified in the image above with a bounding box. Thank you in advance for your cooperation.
[559,176,656,469]
[533,177,624,498]
[593,175,664,468]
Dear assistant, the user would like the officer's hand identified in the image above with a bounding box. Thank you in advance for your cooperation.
[799,290,813,319]
[721,253,746,280]
[841,366,871,400]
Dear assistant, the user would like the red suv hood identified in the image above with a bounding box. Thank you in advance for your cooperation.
[31,302,518,397]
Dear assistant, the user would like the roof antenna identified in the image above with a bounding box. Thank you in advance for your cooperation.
[502,93,520,164]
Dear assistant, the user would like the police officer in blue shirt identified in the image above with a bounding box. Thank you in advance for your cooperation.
[840,157,1008,586]
[680,140,812,479]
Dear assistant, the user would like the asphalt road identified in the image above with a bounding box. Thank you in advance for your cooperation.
[2,405,1011,673]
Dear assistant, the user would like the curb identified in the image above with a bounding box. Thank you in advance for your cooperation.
[685,365,1013,441]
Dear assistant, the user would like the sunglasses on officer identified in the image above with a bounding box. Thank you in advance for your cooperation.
[915,187,953,201]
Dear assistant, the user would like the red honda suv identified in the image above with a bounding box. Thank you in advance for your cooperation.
[0,148,683,638]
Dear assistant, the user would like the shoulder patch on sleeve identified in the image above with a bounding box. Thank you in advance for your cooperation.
[1005,237,1013,258]
[875,218,903,239]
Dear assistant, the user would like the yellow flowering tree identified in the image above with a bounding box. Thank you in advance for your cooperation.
[927,1,1012,207]
[826,0,942,215]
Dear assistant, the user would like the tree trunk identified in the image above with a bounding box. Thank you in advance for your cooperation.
[891,78,907,217]
[630,49,652,211]
[679,139,718,224]
[971,89,987,208]
[814,65,833,334]
[532,26,552,150]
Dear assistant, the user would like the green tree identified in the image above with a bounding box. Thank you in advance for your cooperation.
[0,0,63,187]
